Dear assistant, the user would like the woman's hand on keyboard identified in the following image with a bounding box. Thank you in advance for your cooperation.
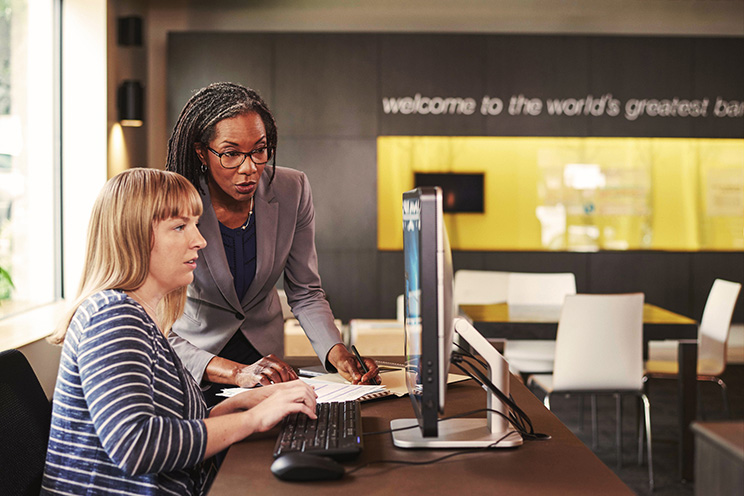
[244,380,318,433]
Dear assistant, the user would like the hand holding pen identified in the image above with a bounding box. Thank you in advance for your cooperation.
[351,345,380,385]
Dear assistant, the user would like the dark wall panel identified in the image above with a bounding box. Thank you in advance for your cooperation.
[280,137,377,252]
[167,33,275,133]
[379,34,489,135]
[588,37,695,137]
[692,37,744,138]
[485,36,591,136]
[316,250,383,320]
[588,251,692,315]
[274,34,379,138]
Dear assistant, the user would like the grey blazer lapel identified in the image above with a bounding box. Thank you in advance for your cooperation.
[198,178,242,313]
[242,171,278,306]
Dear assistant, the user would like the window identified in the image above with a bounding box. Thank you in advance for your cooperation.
[0,0,59,318]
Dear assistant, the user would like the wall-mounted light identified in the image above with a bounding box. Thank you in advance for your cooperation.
[117,16,143,47]
[118,80,144,127]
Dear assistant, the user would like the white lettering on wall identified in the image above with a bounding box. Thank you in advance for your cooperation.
[382,93,477,115]
[381,94,743,121]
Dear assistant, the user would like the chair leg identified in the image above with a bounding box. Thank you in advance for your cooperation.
[697,381,706,420]
[637,402,644,465]
[715,377,731,418]
[591,394,598,450]
[543,393,551,410]
[641,393,654,491]
[615,394,622,471]
[578,395,584,431]
[699,375,732,418]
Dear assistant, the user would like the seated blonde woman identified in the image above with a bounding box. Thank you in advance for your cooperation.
[42,169,316,495]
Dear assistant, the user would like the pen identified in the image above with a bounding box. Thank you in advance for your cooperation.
[350,345,380,385]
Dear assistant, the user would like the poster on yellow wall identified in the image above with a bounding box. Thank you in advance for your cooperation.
[377,137,744,252]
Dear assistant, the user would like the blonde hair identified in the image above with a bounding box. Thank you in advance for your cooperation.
[49,168,203,344]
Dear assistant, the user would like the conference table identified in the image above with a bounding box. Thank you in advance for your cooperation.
[210,356,634,495]
[460,302,699,481]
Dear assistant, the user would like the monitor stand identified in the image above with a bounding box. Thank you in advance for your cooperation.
[391,317,523,448]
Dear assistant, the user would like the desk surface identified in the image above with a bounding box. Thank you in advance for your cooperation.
[461,302,697,342]
[461,302,696,325]
[210,360,632,496]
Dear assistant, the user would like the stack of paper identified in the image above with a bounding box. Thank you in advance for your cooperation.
[218,377,388,403]
[218,370,469,402]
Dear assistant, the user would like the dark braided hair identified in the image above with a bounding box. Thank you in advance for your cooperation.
[166,82,278,193]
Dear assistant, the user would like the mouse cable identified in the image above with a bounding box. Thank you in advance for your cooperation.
[345,430,520,476]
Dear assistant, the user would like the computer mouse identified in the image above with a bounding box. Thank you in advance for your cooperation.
[270,452,345,482]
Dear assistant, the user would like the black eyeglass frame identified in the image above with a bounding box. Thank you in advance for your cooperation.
[206,145,274,170]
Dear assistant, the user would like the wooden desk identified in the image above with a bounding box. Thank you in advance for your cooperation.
[691,421,744,496]
[210,362,633,496]
[461,302,699,481]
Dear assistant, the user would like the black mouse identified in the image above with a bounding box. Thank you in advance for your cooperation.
[270,452,345,481]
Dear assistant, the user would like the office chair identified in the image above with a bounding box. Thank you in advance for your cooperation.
[0,349,53,496]
[528,293,653,490]
[645,278,741,418]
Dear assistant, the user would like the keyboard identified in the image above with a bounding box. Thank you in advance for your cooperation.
[273,400,363,460]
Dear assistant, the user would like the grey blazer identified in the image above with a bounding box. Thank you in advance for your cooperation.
[169,166,343,383]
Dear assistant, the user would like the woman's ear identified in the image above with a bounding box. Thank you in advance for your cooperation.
[193,142,206,165]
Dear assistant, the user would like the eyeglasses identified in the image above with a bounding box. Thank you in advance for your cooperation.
[206,145,272,169]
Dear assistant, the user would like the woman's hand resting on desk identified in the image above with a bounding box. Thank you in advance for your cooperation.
[234,354,299,387]
[327,343,380,384]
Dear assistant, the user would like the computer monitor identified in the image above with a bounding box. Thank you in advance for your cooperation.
[400,186,455,436]
[392,186,522,448]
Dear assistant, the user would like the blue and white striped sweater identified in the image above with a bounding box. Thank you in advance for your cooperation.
[42,290,211,495]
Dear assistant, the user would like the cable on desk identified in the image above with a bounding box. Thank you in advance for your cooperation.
[345,430,520,475]
[450,351,550,441]
[363,407,535,439]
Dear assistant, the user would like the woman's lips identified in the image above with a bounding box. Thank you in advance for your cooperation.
[235,182,256,195]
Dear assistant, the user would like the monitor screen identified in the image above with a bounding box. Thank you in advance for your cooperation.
[414,173,484,213]
[402,186,455,437]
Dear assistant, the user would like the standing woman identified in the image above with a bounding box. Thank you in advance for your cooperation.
[166,82,377,404]
[43,169,317,495]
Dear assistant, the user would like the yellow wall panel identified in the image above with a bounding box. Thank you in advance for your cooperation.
[378,137,744,251]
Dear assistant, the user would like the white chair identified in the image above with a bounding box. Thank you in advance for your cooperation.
[528,293,653,490]
[503,272,577,374]
[506,272,577,306]
[645,279,741,417]
[453,270,510,307]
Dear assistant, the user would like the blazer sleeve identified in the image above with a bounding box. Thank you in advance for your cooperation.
[167,331,215,386]
[282,172,344,369]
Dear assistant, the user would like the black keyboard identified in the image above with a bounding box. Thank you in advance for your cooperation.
[273,400,363,460]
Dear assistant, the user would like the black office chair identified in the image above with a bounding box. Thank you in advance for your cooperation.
[0,349,53,496]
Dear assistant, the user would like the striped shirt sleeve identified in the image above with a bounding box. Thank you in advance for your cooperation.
[76,302,207,476]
